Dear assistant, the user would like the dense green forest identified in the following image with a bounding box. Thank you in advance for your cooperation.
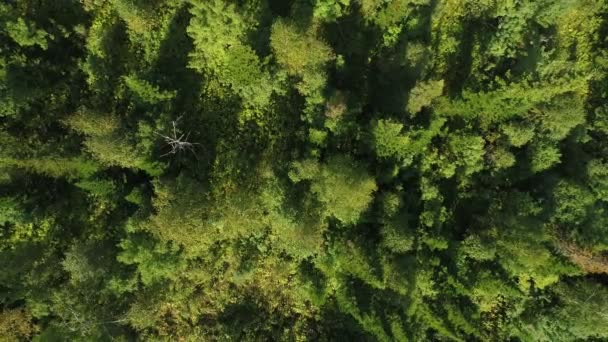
[1,0,608,340]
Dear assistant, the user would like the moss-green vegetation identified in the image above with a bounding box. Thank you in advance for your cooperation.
[1,0,608,340]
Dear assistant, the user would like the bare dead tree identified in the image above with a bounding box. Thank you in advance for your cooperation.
[155,116,199,159]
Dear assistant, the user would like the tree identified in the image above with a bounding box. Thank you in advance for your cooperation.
[313,0,351,22]
[5,18,49,49]
[372,119,409,160]
[270,18,334,116]
[291,156,377,225]
[0,309,38,342]
[188,0,273,118]
[3,0,608,340]
[517,279,608,341]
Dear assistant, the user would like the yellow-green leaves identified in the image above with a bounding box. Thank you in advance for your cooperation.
[5,18,49,50]
[290,156,377,225]
[270,19,334,113]
[529,140,561,173]
[312,156,377,225]
[407,79,444,114]
[313,0,351,22]
[188,0,273,118]
[372,119,409,159]
[65,110,163,175]
[270,19,334,75]
[502,122,535,147]
[123,75,175,104]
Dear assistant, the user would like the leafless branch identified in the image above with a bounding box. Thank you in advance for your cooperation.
[155,116,199,159]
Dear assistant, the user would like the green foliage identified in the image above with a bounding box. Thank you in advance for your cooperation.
[587,159,608,201]
[5,18,49,49]
[380,218,415,253]
[407,80,444,114]
[65,111,163,175]
[372,119,409,160]
[529,140,561,173]
[310,156,377,225]
[188,0,273,118]
[552,181,595,226]
[313,0,351,22]
[309,128,328,146]
[489,146,516,170]
[117,235,186,285]
[270,18,334,114]
[517,279,608,341]
[2,0,608,340]
[271,20,334,76]
[502,122,535,147]
[445,133,485,177]
[123,75,175,104]
[436,78,588,129]
[0,157,99,179]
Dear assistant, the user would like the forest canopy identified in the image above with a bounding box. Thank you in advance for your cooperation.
[1,0,608,340]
